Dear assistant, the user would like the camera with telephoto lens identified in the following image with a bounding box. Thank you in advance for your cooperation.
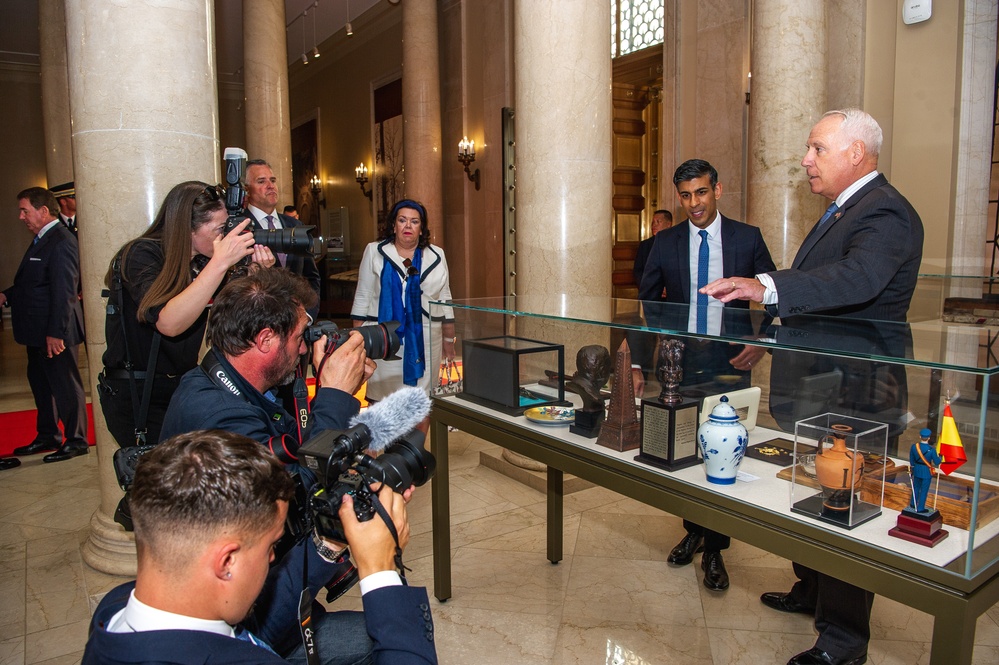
[220,147,323,258]
[297,425,436,542]
[305,320,402,361]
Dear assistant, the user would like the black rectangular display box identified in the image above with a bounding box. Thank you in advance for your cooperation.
[458,336,569,415]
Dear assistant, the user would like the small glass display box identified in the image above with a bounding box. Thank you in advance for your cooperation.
[792,413,889,529]
[459,336,569,415]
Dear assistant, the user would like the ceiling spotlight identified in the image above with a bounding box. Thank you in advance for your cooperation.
[312,46,320,59]
[301,53,309,65]
[346,21,353,37]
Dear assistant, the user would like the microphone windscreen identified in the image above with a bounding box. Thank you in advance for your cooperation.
[349,387,431,452]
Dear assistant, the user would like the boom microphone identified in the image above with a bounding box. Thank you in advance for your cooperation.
[348,386,431,452]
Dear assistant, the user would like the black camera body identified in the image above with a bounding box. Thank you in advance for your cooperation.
[305,320,402,361]
[220,147,322,258]
[298,425,435,542]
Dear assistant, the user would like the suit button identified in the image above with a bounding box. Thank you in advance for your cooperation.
[419,603,429,611]
[425,632,434,641]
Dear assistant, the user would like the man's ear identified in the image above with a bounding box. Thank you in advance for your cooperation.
[212,540,241,582]
[254,328,277,353]
[850,139,867,165]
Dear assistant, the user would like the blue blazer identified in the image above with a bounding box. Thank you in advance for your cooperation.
[3,222,84,347]
[769,174,923,321]
[638,216,775,306]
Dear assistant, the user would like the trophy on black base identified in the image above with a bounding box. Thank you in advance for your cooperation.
[636,339,701,471]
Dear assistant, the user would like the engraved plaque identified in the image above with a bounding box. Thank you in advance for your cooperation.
[635,397,701,471]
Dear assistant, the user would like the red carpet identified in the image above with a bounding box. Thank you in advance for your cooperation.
[0,404,96,456]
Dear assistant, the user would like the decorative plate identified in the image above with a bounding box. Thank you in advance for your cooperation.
[524,406,575,425]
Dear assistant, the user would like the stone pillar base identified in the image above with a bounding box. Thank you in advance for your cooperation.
[82,508,136,576]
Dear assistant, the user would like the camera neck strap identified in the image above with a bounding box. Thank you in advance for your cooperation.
[292,361,312,441]
[110,252,161,446]
[367,490,410,584]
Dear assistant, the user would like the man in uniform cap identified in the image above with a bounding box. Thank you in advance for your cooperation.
[50,181,77,234]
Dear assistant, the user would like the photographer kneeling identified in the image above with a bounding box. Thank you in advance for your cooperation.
[160,268,374,479]
[84,430,438,665]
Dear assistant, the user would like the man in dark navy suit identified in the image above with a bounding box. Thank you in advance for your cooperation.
[703,108,923,665]
[83,430,438,665]
[640,159,775,592]
[243,159,322,320]
[1,187,88,463]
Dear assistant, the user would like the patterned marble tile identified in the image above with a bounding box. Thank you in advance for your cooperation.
[24,550,91,632]
[698,565,812,634]
[22,619,88,665]
[434,605,559,664]
[554,620,714,665]
[0,636,24,665]
[705,628,815,665]
[445,548,571,616]
[0,570,26,641]
[573,510,678,563]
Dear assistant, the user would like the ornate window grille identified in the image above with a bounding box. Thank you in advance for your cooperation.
[612,0,665,58]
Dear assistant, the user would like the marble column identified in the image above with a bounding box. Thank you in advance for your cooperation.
[513,0,612,300]
[402,0,444,244]
[747,0,827,269]
[65,0,220,575]
[38,0,74,185]
[243,0,294,207]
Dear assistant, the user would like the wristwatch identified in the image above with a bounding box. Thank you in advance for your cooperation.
[312,531,349,563]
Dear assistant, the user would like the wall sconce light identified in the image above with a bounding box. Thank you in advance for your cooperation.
[458,136,480,190]
[310,174,326,208]
[355,162,373,199]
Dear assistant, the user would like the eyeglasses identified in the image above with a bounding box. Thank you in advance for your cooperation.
[203,184,225,201]
[402,258,418,277]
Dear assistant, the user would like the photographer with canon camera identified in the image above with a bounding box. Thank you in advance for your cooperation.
[160,267,395,482]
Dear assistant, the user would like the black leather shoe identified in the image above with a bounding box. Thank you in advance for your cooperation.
[43,442,89,463]
[761,591,814,615]
[667,533,703,565]
[0,458,21,470]
[13,439,61,456]
[700,551,729,590]
[787,647,867,665]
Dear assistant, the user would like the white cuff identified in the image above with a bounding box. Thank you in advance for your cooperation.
[359,570,403,595]
[756,273,778,306]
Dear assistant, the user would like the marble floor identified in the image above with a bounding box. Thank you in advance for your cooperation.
[2,324,999,664]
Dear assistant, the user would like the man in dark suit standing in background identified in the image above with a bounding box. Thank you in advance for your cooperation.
[633,208,673,286]
[703,108,924,665]
[640,159,775,592]
[2,187,88,463]
[242,159,322,319]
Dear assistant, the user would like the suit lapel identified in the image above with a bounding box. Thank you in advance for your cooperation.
[674,221,691,300]
[720,216,736,277]
[791,174,887,269]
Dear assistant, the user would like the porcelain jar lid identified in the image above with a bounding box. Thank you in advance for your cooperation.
[706,395,740,423]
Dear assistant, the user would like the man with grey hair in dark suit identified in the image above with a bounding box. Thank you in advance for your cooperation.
[702,108,924,665]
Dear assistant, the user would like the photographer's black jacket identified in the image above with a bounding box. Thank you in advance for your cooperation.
[160,350,360,454]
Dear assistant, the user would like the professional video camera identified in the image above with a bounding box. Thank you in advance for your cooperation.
[221,147,323,257]
[297,387,435,542]
[305,319,402,361]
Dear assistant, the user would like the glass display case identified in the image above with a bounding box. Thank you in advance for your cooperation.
[429,292,999,588]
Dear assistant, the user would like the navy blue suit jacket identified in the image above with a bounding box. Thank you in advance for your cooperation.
[83,537,438,665]
[768,174,923,321]
[3,222,84,347]
[638,216,775,306]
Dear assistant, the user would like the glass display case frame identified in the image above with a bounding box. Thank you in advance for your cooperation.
[428,292,999,665]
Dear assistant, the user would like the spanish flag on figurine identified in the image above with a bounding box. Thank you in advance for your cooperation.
[936,401,967,475]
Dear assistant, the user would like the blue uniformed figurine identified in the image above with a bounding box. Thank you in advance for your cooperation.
[908,428,942,514]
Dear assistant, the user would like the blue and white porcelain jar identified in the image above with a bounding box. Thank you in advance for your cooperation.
[697,396,748,485]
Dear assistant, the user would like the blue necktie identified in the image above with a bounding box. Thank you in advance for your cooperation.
[817,202,840,228]
[696,229,709,334]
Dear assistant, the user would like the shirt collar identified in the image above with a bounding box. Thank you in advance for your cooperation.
[113,589,234,637]
[36,219,62,239]
[835,170,880,208]
[247,204,276,221]
[688,211,722,240]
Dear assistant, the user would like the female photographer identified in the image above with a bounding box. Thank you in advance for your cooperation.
[99,181,274,447]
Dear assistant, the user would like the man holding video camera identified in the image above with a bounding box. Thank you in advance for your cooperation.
[160,268,374,470]
[84,429,437,665]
